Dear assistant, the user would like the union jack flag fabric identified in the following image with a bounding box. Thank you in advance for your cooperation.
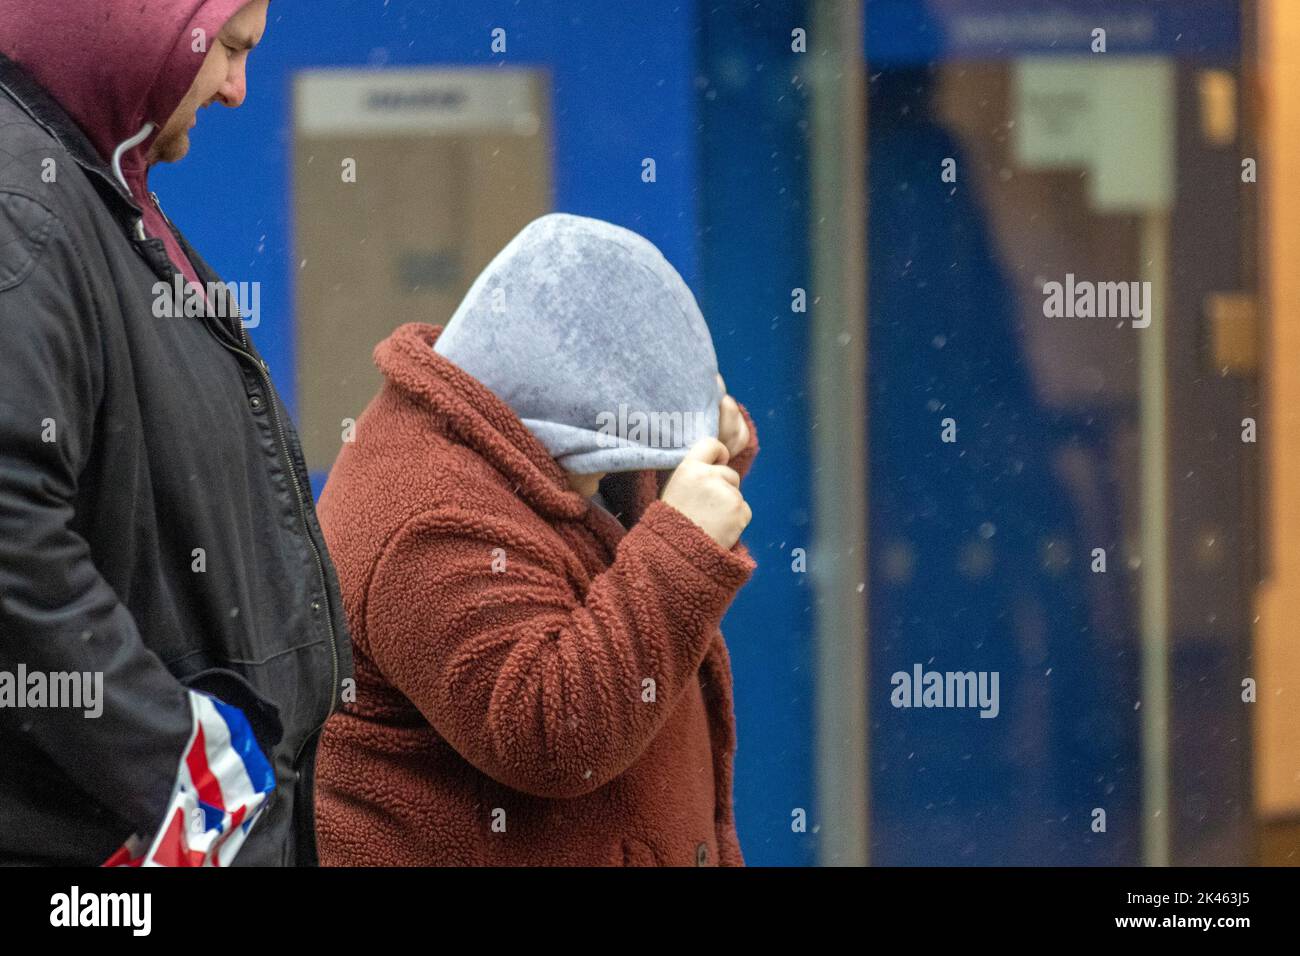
[103,690,275,867]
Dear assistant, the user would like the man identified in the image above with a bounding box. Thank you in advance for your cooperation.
[0,0,352,865]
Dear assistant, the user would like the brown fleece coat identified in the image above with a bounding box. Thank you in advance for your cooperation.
[314,322,758,866]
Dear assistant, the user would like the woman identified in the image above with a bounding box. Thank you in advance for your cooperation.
[313,213,758,866]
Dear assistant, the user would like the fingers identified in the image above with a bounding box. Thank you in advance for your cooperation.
[683,436,730,466]
[718,393,748,458]
[660,434,752,549]
[710,464,741,488]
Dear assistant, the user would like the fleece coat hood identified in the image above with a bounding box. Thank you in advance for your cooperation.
[433,213,723,474]
[0,0,250,287]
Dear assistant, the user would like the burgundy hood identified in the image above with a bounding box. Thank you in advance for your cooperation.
[0,0,251,283]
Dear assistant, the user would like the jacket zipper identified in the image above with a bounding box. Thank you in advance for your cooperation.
[149,193,341,770]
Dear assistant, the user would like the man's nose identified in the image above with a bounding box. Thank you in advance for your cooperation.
[217,67,248,108]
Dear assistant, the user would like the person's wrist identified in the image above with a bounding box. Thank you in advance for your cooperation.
[639,499,754,587]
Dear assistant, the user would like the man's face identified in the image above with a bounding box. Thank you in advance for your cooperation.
[147,0,269,164]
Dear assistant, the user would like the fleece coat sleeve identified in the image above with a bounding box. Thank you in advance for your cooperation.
[727,402,760,480]
[363,497,755,799]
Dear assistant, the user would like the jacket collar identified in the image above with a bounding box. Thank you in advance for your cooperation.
[376,322,592,522]
[0,51,141,225]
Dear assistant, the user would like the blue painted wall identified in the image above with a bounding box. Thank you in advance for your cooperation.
[151,0,818,866]
[696,1,818,867]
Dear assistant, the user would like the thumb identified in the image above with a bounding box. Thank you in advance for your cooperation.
[682,436,730,466]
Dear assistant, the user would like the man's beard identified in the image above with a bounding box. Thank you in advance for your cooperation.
[149,128,190,165]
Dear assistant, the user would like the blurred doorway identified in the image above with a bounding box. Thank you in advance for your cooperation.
[864,0,1258,865]
[293,67,551,473]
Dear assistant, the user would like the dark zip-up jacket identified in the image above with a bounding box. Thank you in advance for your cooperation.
[0,51,352,865]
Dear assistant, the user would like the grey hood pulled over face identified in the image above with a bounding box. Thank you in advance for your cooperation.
[433,213,722,475]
